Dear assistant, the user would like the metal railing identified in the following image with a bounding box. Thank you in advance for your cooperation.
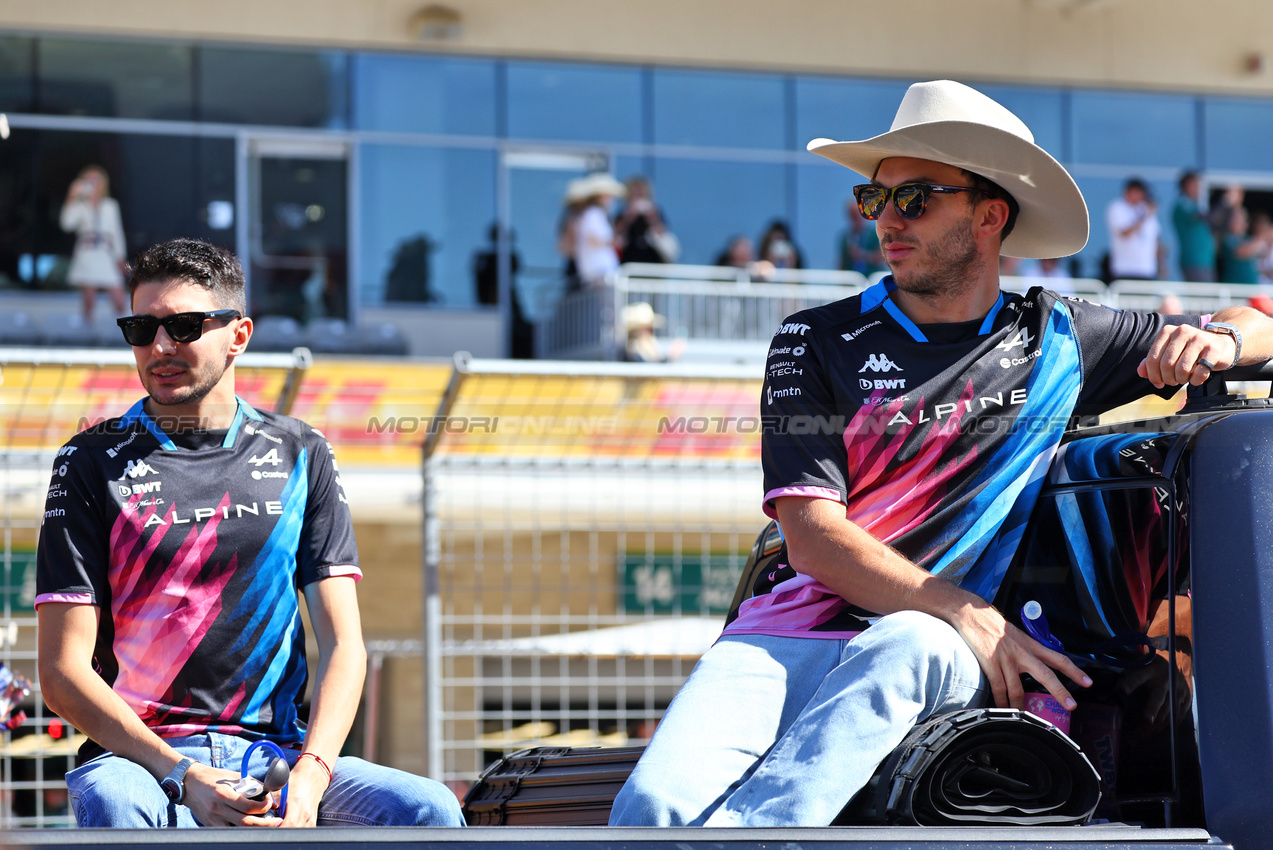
[535,264,1266,362]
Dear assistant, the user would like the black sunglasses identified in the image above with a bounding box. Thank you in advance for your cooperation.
[854,182,984,221]
[116,310,242,346]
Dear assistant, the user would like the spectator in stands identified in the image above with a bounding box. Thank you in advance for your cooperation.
[1157,293,1185,314]
[758,219,804,270]
[621,301,684,363]
[615,177,680,265]
[1172,170,1216,282]
[1219,206,1267,285]
[573,173,626,289]
[838,199,885,276]
[716,236,755,269]
[1250,293,1273,316]
[472,224,533,359]
[1254,213,1273,288]
[558,179,589,292]
[60,165,127,322]
[1107,177,1163,281]
[1210,184,1246,281]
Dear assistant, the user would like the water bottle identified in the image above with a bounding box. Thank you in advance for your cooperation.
[1020,601,1072,735]
[0,661,32,730]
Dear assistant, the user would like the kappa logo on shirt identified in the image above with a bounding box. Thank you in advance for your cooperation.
[117,459,158,481]
[858,353,903,373]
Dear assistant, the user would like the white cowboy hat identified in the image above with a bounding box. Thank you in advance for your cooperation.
[621,302,665,332]
[807,80,1088,260]
[569,172,626,203]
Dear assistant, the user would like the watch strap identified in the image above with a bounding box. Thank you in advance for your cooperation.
[1204,321,1242,367]
[160,756,195,804]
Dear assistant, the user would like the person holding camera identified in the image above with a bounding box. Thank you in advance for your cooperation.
[59,165,128,322]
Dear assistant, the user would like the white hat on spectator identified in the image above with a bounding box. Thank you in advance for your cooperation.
[621,302,665,333]
[807,80,1088,260]
[569,172,626,203]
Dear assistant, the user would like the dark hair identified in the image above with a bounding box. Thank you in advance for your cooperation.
[127,238,246,314]
[1179,170,1200,191]
[1125,177,1150,197]
[961,169,1020,243]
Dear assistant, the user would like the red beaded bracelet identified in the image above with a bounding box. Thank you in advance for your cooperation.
[297,752,332,781]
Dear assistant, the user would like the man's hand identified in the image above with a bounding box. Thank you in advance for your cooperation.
[1137,323,1236,388]
[180,762,277,827]
[277,757,332,827]
[948,596,1091,711]
[774,498,1091,712]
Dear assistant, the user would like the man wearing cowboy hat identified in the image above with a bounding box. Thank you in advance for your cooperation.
[610,80,1273,827]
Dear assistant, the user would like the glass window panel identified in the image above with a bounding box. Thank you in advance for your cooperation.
[38,37,194,120]
[649,158,788,265]
[653,69,786,149]
[2,130,230,292]
[506,61,643,143]
[795,76,911,151]
[0,35,34,113]
[796,162,868,271]
[352,52,496,136]
[1070,90,1197,167]
[1203,96,1273,172]
[976,84,1067,161]
[1073,173,1175,280]
[199,46,347,128]
[359,144,496,307]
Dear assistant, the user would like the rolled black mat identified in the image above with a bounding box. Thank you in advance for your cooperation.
[841,707,1101,826]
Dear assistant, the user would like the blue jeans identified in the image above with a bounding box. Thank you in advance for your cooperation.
[66,732,465,828]
[609,610,988,826]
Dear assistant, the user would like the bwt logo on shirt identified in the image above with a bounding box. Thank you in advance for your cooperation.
[777,322,811,336]
[858,354,903,373]
[860,378,907,391]
[118,480,162,498]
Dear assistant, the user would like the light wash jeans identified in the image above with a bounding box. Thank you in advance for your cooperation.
[66,732,465,828]
[609,610,988,826]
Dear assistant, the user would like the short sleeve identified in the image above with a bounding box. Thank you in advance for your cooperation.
[298,427,360,585]
[760,315,850,518]
[36,444,109,608]
[1064,297,1203,414]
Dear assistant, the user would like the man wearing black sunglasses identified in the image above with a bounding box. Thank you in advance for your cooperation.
[35,239,463,830]
[612,80,1273,827]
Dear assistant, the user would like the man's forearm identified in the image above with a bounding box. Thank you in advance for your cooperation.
[41,662,185,780]
[774,496,983,625]
[300,637,366,764]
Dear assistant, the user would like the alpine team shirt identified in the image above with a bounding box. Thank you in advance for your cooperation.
[727,279,1201,638]
[36,398,359,745]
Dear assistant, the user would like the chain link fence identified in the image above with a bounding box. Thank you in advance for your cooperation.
[418,356,768,791]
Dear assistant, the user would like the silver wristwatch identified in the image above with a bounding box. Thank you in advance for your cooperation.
[1204,321,1242,368]
[160,757,195,804]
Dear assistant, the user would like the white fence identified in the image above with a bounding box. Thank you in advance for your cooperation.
[535,263,1258,361]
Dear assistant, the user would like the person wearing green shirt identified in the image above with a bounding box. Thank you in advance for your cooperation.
[1172,171,1216,282]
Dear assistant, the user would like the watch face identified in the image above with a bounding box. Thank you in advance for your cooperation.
[161,778,181,802]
